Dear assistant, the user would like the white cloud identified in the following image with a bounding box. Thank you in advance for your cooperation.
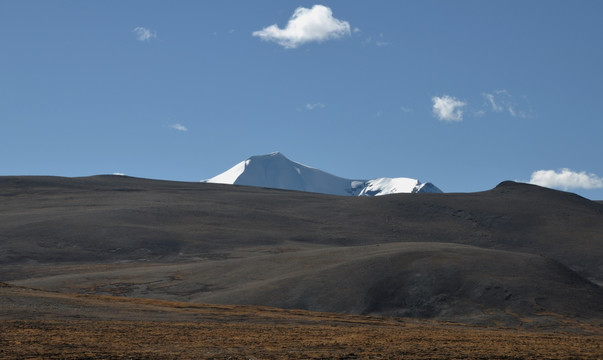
[400,106,412,113]
[112,173,126,176]
[305,102,325,110]
[483,90,511,114]
[361,33,390,47]
[482,90,532,118]
[376,33,389,47]
[529,168,603,190]
[171,124,188,132]
[133,27,156,42]
[484,93,503,112]
[432,95,466,122]
[508,106,517,117]
[252,5,351,49]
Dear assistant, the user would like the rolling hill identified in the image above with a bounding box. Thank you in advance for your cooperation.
[1,175,602,327]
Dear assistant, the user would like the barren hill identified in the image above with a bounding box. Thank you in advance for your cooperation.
[1,175,602,326]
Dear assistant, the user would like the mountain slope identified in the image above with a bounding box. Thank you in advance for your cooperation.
[205,152,442,196]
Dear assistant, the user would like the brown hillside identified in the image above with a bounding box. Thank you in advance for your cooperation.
[1,175,602,326]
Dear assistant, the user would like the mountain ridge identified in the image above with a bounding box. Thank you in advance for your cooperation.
[205,152,442,196]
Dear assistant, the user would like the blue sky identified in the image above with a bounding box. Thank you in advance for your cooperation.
[2,1,603,199]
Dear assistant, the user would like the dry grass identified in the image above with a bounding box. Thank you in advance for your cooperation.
[2,318,602,359]
[1,290,601,360]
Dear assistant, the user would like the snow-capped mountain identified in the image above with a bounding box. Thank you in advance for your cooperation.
[204,152,442,196]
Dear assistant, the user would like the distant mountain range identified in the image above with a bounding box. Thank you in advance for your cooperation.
[205,152,442,196]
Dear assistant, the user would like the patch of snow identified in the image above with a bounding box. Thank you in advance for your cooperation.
[358,177,420,196]
[414,182,442,193]
[205,159,247,184]
[351,181,364,188]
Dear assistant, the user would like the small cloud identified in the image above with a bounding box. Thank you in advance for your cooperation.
[252,5,351,49]
[508,106,516,117]
[112,173,126,176]
[529,168,603,190]
[400,106,412,113]
[376,33,389,47]
[353,27,361,33]
[432,95,466,122]
[171,124,188,132]
[483,92,503,112]
[305,102,326,110]
[482,90,532,118]
[361,33,389,47]
[133,27,156,42]
[229,29,235,34]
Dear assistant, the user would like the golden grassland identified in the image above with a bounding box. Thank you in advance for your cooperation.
[1,291,602,360]
[1,284,602,359]
[2,318,602,359]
